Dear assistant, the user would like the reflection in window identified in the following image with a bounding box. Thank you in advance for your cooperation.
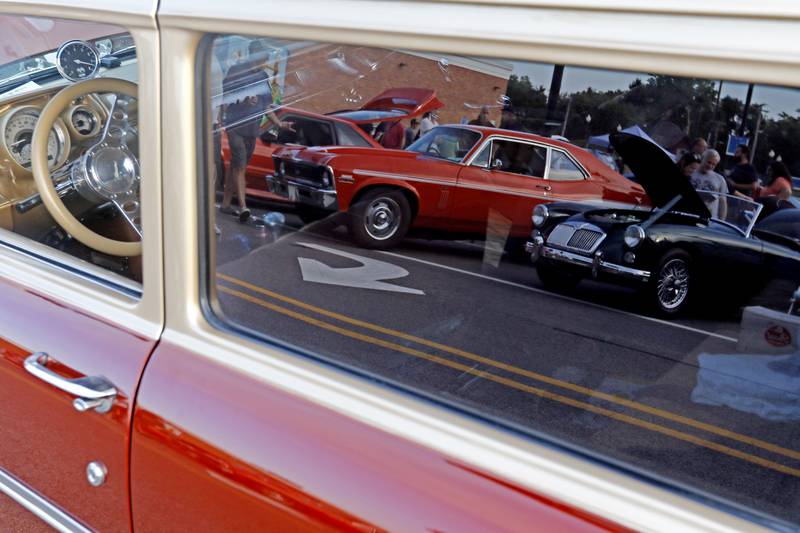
[206,32,800,530]
[548,151,584,181]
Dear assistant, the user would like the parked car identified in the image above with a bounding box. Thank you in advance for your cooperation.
[527,132,800,316]
[221,87,443,204]
[268,124,648,248]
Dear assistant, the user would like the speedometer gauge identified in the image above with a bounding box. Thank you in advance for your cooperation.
[3,108,63,170]
[56,40,99,82]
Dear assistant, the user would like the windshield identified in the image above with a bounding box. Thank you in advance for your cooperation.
[407,126,481,162]
[696,191,763,235]
[0,20,134,96]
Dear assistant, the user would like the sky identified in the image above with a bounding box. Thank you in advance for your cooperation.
[510,61,799,119]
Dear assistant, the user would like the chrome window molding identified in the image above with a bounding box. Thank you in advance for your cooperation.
[464,134,589,181]
[0,228,142,299]
[177,13,785,533]
[0,468,91,533]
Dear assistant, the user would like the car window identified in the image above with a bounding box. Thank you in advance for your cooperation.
[334,122,373,147]
[202,33,800,530]
[0,15,142,289]
[491,139,547,177]
[471,142,491,167]
[407,126,481,162]
[548,150,585,181]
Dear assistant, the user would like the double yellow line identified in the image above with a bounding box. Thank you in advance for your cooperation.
[217,273,800,477]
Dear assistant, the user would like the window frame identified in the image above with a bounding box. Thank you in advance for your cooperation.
[167,3,800,531]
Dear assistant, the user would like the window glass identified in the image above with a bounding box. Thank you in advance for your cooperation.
[0,15,141,285]
[471,142,491,167]
[490,139,547,177]
[548,150,585,181]
[334,122,372,147]
[203,34,800,529]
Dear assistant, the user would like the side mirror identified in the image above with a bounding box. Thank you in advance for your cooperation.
[490,158,504,170]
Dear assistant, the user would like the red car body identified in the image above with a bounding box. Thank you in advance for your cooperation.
[221,88,443,201]
[268,125,647,247]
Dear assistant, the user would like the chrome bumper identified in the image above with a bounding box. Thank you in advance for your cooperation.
[526,240,650,282]
[265,174,338,210]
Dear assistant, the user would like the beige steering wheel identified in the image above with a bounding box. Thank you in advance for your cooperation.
[31,78,141,257]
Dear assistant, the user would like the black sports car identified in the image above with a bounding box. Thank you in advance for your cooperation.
[526,132,800,316]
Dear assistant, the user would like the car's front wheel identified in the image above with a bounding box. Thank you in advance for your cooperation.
[348,188,412,249]
[650,249,693,316]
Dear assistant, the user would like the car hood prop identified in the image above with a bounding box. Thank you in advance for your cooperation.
[610,132,710,220]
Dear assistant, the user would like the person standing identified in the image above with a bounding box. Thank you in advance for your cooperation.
[726,144,758,198]
[380,120,405,149]
[691,149,728,220]
[405,118,420,146]
[690,137,708,157]
[469,105,493,126]
[420,111,438,135]
[220,40,285,222]
[756,161,793,201]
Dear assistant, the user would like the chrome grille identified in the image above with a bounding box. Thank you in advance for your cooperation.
[567,229,603,251]
[545,222,606,253]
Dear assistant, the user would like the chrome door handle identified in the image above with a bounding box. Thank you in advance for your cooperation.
[24,353,117,413]
[535,184,552,191]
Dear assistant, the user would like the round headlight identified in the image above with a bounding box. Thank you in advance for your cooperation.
[277,160,286,176]
[532,204,549,227]
[322,166,334,188]
[624,224,646,249]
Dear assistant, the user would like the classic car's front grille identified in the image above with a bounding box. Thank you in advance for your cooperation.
[274,156,326,186]
[545,222,606,253]
[567,229,603,251]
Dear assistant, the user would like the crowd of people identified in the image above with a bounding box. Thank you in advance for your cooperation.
[676,137,795,220]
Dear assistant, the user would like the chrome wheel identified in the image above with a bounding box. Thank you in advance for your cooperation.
[364,197,401,241]
[656,258,689,310]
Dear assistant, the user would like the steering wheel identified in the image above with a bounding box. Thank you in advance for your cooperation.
[31,78,141,257]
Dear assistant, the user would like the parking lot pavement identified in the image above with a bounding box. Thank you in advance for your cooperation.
[213,206,800,526]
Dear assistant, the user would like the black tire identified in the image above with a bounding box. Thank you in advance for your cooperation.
[348,188,412,249]
[536,262,581,292]
[649,248,693,317]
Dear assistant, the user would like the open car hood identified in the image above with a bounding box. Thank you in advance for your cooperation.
[611,132,710,218]
[329,87,444,124]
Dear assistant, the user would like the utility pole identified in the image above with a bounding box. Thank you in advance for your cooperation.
[560,96,572,137]
[546,65,565,131]
[738,83,754,136]
[709,80,723,147]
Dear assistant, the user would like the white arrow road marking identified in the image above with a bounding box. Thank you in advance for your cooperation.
[296,242,425,295]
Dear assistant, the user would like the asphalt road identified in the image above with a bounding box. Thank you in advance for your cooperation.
[213,203,800,529]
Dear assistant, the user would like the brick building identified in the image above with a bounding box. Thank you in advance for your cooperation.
[273,42,513,128]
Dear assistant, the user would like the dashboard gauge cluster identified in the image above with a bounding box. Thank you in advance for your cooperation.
[56,40,100,82]
[1,107,69,171]
[70,106,100,137]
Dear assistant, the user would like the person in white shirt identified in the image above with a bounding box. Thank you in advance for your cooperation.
[690,149,728,220]
[420,111,439,135]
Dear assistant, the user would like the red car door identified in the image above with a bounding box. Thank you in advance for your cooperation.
[0,277,158,532]
[0,7,160,532]
[453,140,551,237]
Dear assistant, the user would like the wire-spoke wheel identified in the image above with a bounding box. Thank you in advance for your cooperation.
[650,249,692,316]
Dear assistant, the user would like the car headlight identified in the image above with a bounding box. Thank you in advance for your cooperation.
[322,166,334,188]
[276,160,286,176]
[532,204,549,227]
[624,224,646,248]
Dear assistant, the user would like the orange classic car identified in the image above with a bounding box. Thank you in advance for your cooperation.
[268,124,648,248]
[221,87,443,208]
